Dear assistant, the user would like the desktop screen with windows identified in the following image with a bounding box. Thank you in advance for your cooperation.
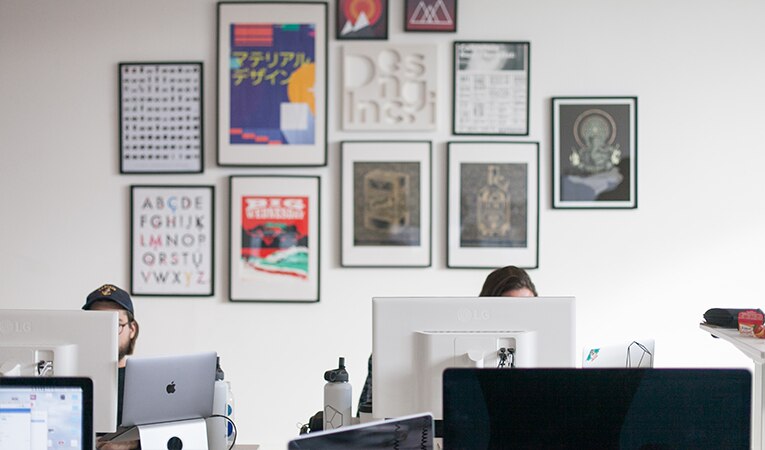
[0,383,88,450]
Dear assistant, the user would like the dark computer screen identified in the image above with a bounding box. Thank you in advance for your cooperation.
[443,368,751,450]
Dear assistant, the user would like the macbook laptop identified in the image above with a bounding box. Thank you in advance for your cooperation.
[121,351,217,427]
[287,413,434,449]
[582,338,655,368]
[0,377,93,450]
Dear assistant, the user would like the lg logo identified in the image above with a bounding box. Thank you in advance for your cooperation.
[457,308,490,322]
[0,320,32,335]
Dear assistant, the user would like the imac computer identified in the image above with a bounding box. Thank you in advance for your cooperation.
[0,309,120,433]
[372,296,576,420]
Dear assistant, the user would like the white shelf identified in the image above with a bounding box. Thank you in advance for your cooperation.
[700,323,765,362]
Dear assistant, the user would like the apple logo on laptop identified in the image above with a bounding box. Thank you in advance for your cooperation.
[166,381,176,394]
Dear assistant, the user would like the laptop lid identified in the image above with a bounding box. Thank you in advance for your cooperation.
[582,338,655,368]
[442,368,751,449]
[120,352,217,427]
[0,377,93,450]
[287,413,434,449]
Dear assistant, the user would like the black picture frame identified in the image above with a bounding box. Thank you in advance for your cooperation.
[228,175,321,302]
[216,1,329,167]
[447,141,539,269]
[452,41,530,136]
[336,0,389,40]
[130,185,215,297]
[119,62,204,174]
[340,141,432,268]
[404,0,457,32]
[552,96,638,209]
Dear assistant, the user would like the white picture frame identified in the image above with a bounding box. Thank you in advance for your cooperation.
[447,141,539,269]
[341,141,432,267]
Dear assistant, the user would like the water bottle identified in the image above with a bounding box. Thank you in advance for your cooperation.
[210,357,235,450]
[323,357,352,430]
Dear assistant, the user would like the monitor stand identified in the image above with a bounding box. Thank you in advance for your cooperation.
[137,418,209,450]
[700,323,763,449]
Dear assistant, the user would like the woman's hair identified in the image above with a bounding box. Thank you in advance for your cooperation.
[479,265,538,297]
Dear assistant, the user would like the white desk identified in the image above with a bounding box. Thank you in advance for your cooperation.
[700,323,764,450]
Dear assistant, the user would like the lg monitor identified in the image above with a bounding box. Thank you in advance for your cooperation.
[442,368,751,449]
[372,296,576,420]
[0,309,119,433]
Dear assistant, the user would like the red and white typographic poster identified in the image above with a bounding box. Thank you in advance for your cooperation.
[240,196,310,279]
[229,176,320,302]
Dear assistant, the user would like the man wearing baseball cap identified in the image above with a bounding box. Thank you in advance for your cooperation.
[83,284,140,450]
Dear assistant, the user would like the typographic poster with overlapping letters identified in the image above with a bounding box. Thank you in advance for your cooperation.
[131,186,214,296]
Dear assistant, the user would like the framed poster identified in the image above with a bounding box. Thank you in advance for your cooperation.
[447,142,539,269]
[217,2,328,166]
[130,185,214,296]
[343,43,437,131]
[119,62,203,173]
[341,141,432,267]
[552,97,638,209]
[229,175,320,302]
[453,41,530,136]
[404,0,457,32]
[337,0,388,40]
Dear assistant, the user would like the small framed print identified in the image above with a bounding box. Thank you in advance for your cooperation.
[341,141,432,267]
[447,142,539,269]
[229,175,320,302]
[453,42,530,136]
[337,0,388,40]
[130,185,214,296]
[119,62,203,173]
[217,2,328,167]
[404,0,457,32]
[552,97,638,209]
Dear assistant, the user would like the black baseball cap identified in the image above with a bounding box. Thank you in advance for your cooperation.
[82,284,134,315]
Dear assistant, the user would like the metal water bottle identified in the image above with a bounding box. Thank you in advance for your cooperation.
[323,357,352,430]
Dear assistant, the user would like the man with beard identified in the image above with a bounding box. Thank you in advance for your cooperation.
[83,283,140,450]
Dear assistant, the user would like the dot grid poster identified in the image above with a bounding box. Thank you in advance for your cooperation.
[119,62,203,173]
[131,186,214,296]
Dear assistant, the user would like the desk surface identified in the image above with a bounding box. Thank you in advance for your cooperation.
[233,446,259,450]
[700,323,765,362]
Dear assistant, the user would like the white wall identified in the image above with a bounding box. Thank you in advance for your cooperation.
[2,0,764,447]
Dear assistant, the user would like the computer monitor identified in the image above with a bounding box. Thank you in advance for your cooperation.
[0,376,94,450]
[442,368,751,449]
[372,296,576,420]
[0,309,119,433]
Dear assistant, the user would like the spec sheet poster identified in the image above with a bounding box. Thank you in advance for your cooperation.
[131,186,214,296]
[453,42,529,135]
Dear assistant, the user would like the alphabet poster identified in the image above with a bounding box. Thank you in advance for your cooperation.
[130,185,214,296]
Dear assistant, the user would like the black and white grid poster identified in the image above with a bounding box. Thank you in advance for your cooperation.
[119,62,203,173]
